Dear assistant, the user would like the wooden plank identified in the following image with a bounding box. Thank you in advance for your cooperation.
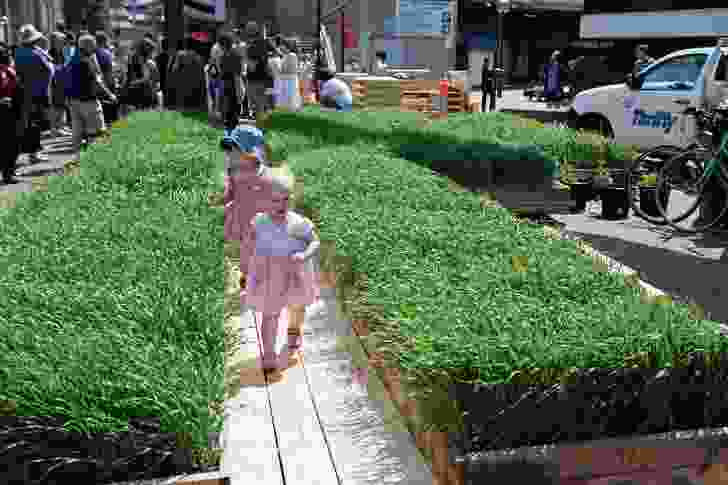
[300,297,435,484]
[221,307,284,485]
[261,309,340,485]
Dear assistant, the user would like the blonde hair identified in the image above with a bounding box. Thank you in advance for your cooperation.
[269,174,294,194]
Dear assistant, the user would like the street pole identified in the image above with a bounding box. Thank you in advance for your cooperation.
[1,0,9,43]
[165,0,184,53]
[315,0,322,101]
[340,10,345,72]
[494,0,509,98]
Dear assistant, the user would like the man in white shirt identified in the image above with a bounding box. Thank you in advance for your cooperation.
[317,68,352,111]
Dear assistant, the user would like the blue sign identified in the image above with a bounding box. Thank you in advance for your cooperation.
[632,109,677,134]
[383,0,450,34]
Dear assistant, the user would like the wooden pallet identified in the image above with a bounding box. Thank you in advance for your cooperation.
[351,78,466,113]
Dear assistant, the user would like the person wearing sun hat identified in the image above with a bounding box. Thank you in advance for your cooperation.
[14,24,54,164]
[222,124,276,296]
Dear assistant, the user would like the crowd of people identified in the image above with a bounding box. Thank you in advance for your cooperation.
[0,18,361,184]
[0,22,167,184]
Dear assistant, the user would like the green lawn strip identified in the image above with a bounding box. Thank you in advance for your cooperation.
[0,111,226,451]
[267,110,726,432]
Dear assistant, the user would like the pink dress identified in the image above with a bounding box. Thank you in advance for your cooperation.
[224,164,274,246]
[241,211,319,315]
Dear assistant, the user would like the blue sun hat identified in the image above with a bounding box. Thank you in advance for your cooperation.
[220,125,267,162]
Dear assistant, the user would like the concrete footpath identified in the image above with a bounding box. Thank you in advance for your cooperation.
[0,132,75,196]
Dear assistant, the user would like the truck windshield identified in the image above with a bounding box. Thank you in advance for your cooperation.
[641,53,708,91]
[716,53,727,82]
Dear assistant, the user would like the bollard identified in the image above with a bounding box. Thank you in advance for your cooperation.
[431,76,449,120]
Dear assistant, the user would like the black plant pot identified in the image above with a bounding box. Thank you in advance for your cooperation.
[569,182,593,213]
[639,185,671,218]
[600,187,630,220]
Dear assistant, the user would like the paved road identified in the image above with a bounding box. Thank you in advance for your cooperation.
[0,132,76,195]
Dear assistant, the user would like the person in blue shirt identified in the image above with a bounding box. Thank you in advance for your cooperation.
[14,24,54,164]
[63,32,76,65]
[316,67,352,112]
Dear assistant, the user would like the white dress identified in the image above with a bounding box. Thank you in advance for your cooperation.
[278,52,301,111]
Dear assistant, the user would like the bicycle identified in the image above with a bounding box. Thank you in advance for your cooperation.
[625,104,716,224]
[654,103,728,233]
[625,102,724,225]
[626,145,686,224]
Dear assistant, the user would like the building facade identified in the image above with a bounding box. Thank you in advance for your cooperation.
[236,0,582,85]
[580,2,728,76]
[1,0,65,44]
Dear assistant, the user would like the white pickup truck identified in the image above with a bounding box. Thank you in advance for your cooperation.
[568,41,728,151]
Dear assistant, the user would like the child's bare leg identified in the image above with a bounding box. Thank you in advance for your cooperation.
[286,304,306,353]
[260,311,281,369]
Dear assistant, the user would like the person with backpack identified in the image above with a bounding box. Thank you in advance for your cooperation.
[123,38,159,111]
[14,25,54,164]
[66,35,117,157]
[49,31,72,136]
[95,31,119,124]
[0,44,22,183]
[244,21,276,121]
[218,32,244,133]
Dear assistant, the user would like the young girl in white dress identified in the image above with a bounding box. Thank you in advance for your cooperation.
[240,174,320,374]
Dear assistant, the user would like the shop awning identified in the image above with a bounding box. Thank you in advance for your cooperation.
[580,8,728,39]
[510,0,584,12]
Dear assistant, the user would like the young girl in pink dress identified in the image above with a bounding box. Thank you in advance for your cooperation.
[240,174,321,373]
[222,125,274,288]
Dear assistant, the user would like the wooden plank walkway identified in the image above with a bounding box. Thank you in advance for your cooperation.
[221,303,283,485]
[221,279,434,484]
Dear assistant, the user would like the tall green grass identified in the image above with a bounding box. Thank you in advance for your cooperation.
[260,108,727,432]
[0,111,225,449]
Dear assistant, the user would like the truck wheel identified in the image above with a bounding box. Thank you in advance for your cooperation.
[577,115,614,140]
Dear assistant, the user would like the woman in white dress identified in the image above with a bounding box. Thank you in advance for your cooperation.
[278,38,301,111]
[268,36,284,109]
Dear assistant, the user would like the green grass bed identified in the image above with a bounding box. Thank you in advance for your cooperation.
[262,107,726,384]
[0,111,225,449]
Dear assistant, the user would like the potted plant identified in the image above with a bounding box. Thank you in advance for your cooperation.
[562,160,592,213]
[592,158,613,190]
[638,174,671,217]
[595,159,630,220]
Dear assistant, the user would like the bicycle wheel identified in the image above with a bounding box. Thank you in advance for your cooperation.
[655,149,728,233]
[625,146,682,224]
